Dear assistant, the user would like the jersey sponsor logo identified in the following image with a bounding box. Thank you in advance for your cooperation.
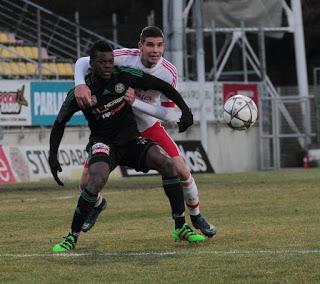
[115,83,125,94]
[92,97,125,119]
[92,143,110,156]
[101,101,125,119]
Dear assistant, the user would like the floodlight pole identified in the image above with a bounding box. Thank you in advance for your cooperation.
[195,0,208,152]
[171,0,184,78]
[291,0,311,149]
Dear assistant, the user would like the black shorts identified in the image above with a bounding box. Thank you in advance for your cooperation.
[87,136,156,172]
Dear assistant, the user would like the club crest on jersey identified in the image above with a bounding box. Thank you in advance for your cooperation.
[115,83,125,94]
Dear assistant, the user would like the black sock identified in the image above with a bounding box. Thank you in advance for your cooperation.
[162,176,186,229]
[70,189,98,236]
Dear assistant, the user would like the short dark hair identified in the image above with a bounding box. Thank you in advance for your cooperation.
[139,26,164,43]
[89,40,113,60]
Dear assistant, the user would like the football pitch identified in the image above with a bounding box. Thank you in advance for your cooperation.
[0,169,319,283]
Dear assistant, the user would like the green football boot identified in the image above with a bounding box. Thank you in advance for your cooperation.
[171,223,206,243]
[52,234,77,253]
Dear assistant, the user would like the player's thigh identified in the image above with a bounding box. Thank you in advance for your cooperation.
[120,136,168,173]
[142,122,190,178]
[141,122,180,157]
[86,142,117,193]
[144,144,177,176]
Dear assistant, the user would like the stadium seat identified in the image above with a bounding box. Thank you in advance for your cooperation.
[15,46,27,58]
[2,62,13,77]
[24,46,34,59]
[41,63,58,77]
[0,32,9,44]
[9,62,20,76]
[64,63,74,76]
[17,62,28,77]
[25,62,37,76]
[31,47,39,59]
[0,47,16,58]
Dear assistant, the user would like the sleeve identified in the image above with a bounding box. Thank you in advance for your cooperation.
[49,90,80,157]
[114,48,140,67]
[160,61,178,107]
[132,98,181,122]
[74,56,90,86]
[128,71,190,113]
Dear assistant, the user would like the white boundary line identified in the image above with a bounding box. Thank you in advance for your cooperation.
[1,249,320,258]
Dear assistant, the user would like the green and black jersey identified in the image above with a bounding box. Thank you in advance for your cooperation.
[50,66,189,156]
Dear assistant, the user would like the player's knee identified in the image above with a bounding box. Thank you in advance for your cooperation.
[158,156,177,176]
[86,173,108,195]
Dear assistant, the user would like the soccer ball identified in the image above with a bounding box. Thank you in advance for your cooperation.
[223,95,258,130]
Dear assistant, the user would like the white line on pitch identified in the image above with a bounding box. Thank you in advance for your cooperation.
[1,249,320,258]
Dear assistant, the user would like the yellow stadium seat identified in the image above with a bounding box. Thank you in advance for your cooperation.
[15,46,26,58]
[64,63,74,76]
[0,47,16,58]
[56,63,66,76]
[26,62,37,76]
[9,63,20,76]
[3,62,13,77]
[17,62,28,77]
[0,32,8,43]
[24,46,34,59]
[31,47,39,59]
[42,63,58,76]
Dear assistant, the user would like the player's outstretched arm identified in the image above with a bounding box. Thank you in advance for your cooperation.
[132,99,181,121]
[129,71,193,132]
[74,56,91,108]
[49,90,80,186]
[124,87,181,121]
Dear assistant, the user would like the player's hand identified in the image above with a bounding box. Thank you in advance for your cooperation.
[178,109,193,132]
[75,84,92,108]
[48,155,64,186]
[124,87,135,105]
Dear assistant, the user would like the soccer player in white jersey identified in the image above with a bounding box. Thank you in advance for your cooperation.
[74,26,216,237]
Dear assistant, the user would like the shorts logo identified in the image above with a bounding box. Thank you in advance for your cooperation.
[92,143,110,156]
[115,83,125,94]
[137,136,148,145]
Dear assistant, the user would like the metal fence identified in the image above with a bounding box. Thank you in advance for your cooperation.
[0,0,121,61]
[260,86,317,169]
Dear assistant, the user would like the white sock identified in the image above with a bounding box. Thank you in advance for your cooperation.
[94,192,103,208]
[181,175,200,216]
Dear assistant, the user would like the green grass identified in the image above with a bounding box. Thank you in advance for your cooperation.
[1,169,320,283]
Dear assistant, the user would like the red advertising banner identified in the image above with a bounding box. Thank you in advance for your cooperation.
[0,145,16,184]
[223,83,259,108]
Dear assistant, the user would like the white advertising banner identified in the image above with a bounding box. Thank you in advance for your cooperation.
[0,144,88,183]
[176,82,224,122]
[0,80,32,126]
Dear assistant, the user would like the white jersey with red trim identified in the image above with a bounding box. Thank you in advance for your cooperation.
[114,48,177,132]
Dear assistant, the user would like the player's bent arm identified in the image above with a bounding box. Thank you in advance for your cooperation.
[132,98,181,122]
[129,71,190,114]
[74,56,90,86]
